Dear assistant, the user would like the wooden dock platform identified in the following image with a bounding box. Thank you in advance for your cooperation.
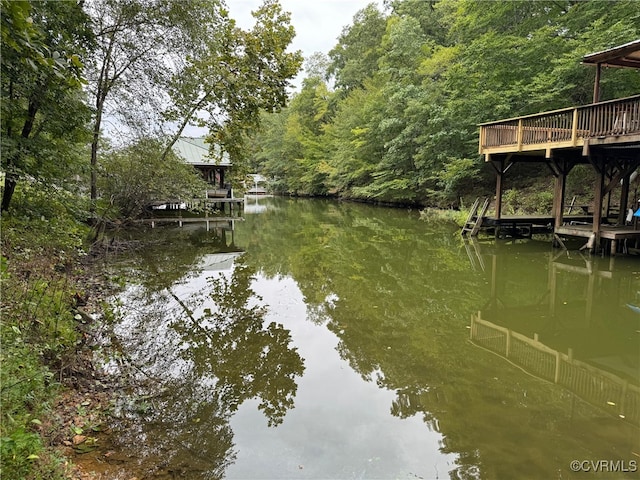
[480,214,593,238]
[555,223,640,255]
[148,197,245,216]
[471,215,640,255]
[137,216,244,230]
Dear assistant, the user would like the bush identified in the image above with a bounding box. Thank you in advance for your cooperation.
[0,257,75,479]
[97,138,209,219]
[419,207,468,227]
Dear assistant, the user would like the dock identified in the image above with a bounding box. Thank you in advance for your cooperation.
[462,200,640,255]
[148,196,244,215]
[480,214,592,238]
[474,41,640,255]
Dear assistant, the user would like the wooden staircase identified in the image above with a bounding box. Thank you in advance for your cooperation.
[461,197,490,237]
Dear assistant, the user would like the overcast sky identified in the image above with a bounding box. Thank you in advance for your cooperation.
[227,0,385,85]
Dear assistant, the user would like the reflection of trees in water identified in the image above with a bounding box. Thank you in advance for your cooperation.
[171,258,305,426]
[115,380,236,480]
[237,199,640,480]
[109,255,304,478]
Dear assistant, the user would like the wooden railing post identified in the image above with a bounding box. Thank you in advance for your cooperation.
[571,108,579,146]
[516,119,523,151]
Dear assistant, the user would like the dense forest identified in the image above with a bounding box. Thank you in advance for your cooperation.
[1,1,639,478]
[249,0,640,206]
[2,0,640,219]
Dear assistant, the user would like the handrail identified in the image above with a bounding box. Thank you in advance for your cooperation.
[479,94,640,152]
[479,95,640,126]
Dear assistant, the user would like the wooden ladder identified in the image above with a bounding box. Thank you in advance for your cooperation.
[461,197,490,237]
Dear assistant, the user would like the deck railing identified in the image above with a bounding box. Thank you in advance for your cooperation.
[480,94,640,153]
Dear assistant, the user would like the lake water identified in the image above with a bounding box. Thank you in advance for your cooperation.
[98,197,639,479]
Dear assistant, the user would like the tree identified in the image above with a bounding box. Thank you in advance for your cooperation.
[86,0,302,212]
[85,0,222,209]
[97,138,208,219]
[1,0,93,211]
[325,79,385,195]
[328,3,387,91]
[165,0,303,163]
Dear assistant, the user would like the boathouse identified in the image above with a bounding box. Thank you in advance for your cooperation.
[173,137,232,197]
[476,39,640,255]
[147,137,243,215]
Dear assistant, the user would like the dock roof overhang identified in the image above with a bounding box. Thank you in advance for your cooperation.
[582,39,640,69]
[582,39,640,102]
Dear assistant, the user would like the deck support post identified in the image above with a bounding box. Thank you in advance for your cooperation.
[495,170,503,221]
[491,155,513,223]
[592,158,605,252]
[551,158,575,230]
[618,170,631,226]
[551,162,565,230]
[593,63,601,103]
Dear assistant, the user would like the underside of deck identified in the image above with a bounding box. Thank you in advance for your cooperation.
[474,214,640,255]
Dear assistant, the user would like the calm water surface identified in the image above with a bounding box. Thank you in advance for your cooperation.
[103,197,640,480]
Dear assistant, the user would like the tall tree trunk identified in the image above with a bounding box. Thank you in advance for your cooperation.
[89,25,116,215]
[1,98,39,212]
[90,103,103,213]
[1,177,17,212]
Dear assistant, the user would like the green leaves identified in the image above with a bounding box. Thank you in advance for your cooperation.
[248,0,640,207]
[97,138,208,219]
[1,0,93,211]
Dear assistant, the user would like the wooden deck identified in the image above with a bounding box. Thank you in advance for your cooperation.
[479,95,640,158]
[555,223,640,255]
[480,214,592,238]
[475,42,640,255]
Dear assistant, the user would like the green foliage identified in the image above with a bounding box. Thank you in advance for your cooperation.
[0,181,102,479]
[328,4,387,91]
[97,138,208,219]
[248,0,640,207]
[419,206,468,227]
[1,0,93,211]
[4,182,91,254]
[0,286,72,480]
[85,0,301,206]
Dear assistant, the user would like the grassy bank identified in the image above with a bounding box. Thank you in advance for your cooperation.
[1,184,109,479]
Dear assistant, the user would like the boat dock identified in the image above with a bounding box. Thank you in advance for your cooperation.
[137,216,243,229]
[462,199,640,255]
[473,41,640,255]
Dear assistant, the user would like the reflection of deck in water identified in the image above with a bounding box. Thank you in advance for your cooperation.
[135,217,242,249]
[470,313,640,426]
